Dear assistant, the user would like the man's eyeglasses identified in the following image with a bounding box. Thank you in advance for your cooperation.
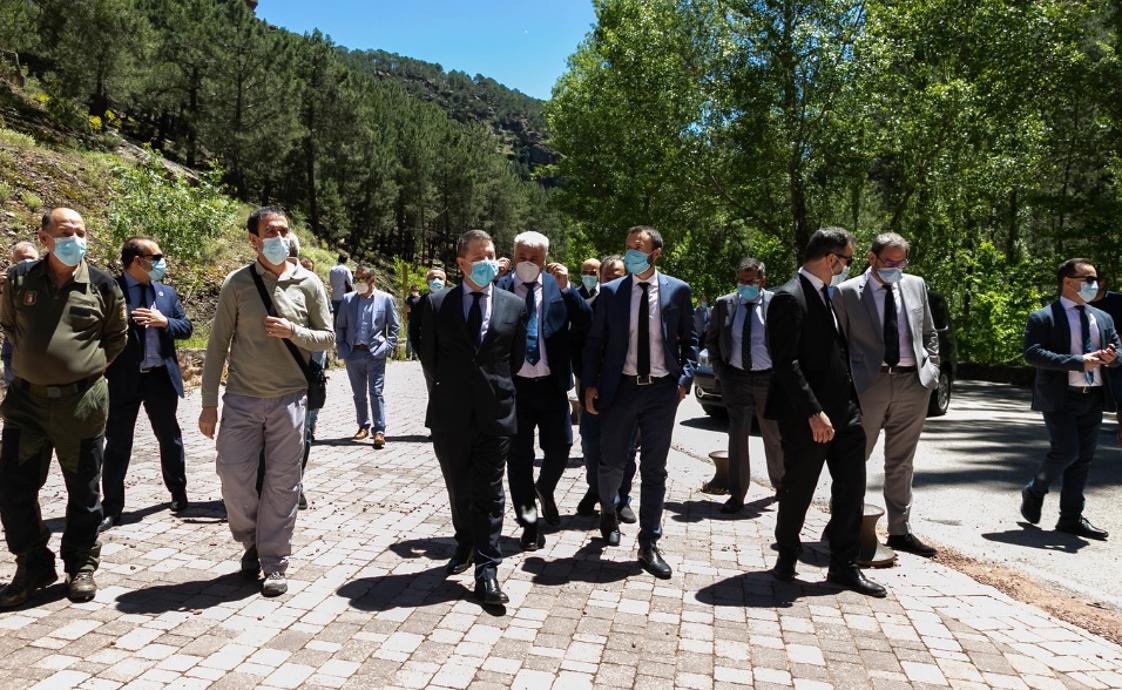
[1071,275,1098,284]
[831,252,854,266]
[877,258,909,269]
[142,254,165,262]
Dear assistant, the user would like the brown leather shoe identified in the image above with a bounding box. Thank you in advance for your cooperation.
[67,571,97,602]
[0,564,58,609]
[352,427,370,441]
[372,432,385,449]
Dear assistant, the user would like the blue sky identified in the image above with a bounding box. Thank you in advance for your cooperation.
[256,1,597,100]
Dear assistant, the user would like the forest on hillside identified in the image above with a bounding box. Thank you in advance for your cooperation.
[0,0,560,268]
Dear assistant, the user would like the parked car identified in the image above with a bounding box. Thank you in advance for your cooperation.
[693,288,957,418]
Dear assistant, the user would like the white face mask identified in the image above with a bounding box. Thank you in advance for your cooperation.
[515,261,541,284]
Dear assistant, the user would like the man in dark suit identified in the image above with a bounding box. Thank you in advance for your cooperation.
[584,226,697,580]
[101,236,193,531]
[409,267,447,393]
[577,258,601,301]
[497,231,591,550]
[765,227,885,598]
[705,257,784,514]
[420,229,527,605]
[1021,258,1119,540]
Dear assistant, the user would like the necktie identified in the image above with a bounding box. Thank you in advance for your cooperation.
[821,285,837,329]
[883,284,900,367]
[1077,305,1093,384]
[467,292,483,347]
[740,300,753,371]
[524,283,540,365]
[637,282,650,377]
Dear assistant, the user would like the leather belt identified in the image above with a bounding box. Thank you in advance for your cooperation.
[17,375,101,399]
[353,344,370,350]
[1068,385,1103,395]
[516,375,551,383]
[880,365,917,374]
[732,366,772,375]
[625,374,671,386]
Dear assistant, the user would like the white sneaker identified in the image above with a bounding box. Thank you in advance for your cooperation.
[261,572,287,597]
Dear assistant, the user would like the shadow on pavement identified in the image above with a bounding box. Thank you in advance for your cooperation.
[695,570,838,608]
[115,571,258,614]
[337,566,471,612]
[664,496,775,524]
[45,501,168,533]
[520,541,642,585]
[178,499,226,522]
[0,582,68,611]
[982,524,1090,553]
[679,416,728,431]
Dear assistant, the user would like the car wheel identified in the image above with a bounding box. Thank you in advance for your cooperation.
[927,372,951,417]
[701,403,727,418]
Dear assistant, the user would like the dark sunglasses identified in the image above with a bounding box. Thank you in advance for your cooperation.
[831,252,854,266]
[1070,275,1098,284]
[142,253,165,262]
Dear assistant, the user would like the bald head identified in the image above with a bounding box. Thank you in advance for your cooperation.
[41,207,86,236]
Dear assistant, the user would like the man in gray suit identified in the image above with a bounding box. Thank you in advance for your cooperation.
[705,257,784,514]
[833,232,940,557]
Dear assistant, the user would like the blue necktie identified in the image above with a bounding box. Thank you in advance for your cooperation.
[1078,305,1093,384]
[525,283,540,365]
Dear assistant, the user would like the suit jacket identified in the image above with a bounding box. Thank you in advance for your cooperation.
[105,277,192,398]
[578,284,599,302]
[1024,301,1121,412]
[420,284,528,435]
[764,273,858,423]
[582,272,698,410]
[336,289,400,360]
[496,272,592,392]
[706,290,774,382]
[832,272,940,395]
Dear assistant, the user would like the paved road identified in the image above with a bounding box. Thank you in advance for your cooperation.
[671,380,1122,611]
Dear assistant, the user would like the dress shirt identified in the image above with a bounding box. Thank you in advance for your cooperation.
[354,290,377,346]
[865,269,916,367]
[730,296,771,371]
[123,273,163,371]
[513,272,551,377]
[624,272,669,377]
[1060,296,1103,387]
[798,267,838,330]
[462,281,493,341]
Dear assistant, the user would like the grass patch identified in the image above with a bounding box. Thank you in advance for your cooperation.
[0,181,12,205]
[19,191,41,210]
[0,127,36,149]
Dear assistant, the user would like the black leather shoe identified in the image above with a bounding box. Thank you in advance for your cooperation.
[826,566,887,598]
[600,513,620,547]
[576,491,598,517]
[1021,487,1043,524]
[67,571,97,602]
[240,547,260,579]
[98,514,120,533]
[886,533,938,558]
[474,574,509,605]
[170,497,188,513]
[616,503,637,524]
[0,564,58,609]
[1056,517,1109,541]
[536,486,560,526]
[520,524,546,551]
[446,546,473,575]
[772,554,797,582]
[638,545,672,579]
[720,497,744,515]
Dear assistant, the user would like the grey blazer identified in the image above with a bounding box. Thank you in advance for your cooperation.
[705,290,773,380]
[833,271,939,395]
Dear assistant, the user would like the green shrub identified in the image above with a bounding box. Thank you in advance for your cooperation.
[0,127,36,149]
[0,181,12,205]
[19,191,41,210]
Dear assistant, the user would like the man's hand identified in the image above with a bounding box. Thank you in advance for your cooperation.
[1083,353,1104,371]
[198,406,218,439]
[497,257,511,276]
[809,412,834,444]
[677,384,688,403]
[264,316,295,339]
[132,307,168,328]
[585,386,599,415]
[547,262,569,291]
[1100,345,1118,365]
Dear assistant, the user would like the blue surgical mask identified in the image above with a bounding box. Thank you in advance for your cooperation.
[1079,281,1099,303]
[581,275,599,290]
[830,264,850,287]
[624,249,652,275]
[877,267,903,284]
[737,283,760,302]
[147,258,167,283]
[261,236,290,265]
[428,279,445,293]
[52,235,87,267]
[469,259,500,287]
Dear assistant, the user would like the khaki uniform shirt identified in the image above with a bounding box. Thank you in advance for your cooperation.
[0,259,128,386]
[202,261,335,407]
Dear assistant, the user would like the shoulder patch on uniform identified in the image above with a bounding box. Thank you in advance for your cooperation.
[22,289,36,306]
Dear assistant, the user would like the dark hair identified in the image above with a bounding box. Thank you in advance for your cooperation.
[246,206,286,235]
[337,252,348,263]
[804,226,856,261]
[870,232,910,256]
[1057,258,1095,290]
[457,229,493,257]
[627,225,663,250]
[736,256,765,276]
[121,236,155,269]
[40,210,53,231]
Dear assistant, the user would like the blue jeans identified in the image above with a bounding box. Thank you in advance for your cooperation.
[345,350,387,432]
[581,407,635,505]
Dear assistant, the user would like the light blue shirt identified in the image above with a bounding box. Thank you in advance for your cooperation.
[730,296,771,371]
[123,273,163,371]
[354,292,376,346]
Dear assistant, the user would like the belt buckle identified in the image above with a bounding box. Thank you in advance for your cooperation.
[636,375,652,386]
[46,386,62,399]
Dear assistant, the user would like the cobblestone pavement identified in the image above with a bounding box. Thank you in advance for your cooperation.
[1,361,1120,690]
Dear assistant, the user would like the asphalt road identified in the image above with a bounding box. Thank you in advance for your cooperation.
[669,379,1122,611]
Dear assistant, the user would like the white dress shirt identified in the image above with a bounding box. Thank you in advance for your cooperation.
[462,281,493,342]
[798,267,838,331]
[624,272,669,377]
[1060,296,1102,387]
[865,270,916,367]
[730,296,771,371]
[513,273,551,378]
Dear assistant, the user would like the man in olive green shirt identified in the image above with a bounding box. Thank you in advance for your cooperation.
[199,206,334,598]
[0,208,128,608]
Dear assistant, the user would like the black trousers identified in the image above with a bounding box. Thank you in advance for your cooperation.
[508,377,572,526]
[102,369,187,518]
[1030,388,1104,521]
[774,400,866,570]
[433,429,508,580]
